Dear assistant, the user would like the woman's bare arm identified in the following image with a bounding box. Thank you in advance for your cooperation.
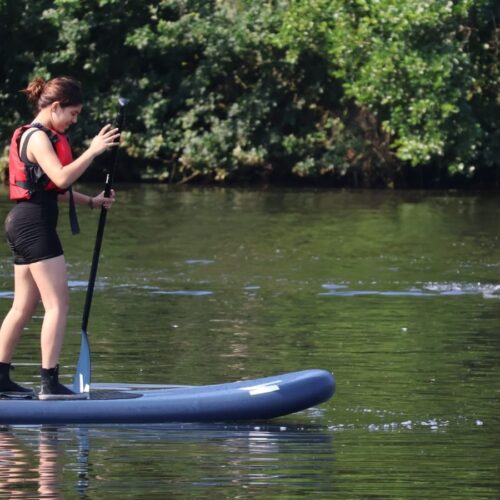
[25,125,119,189]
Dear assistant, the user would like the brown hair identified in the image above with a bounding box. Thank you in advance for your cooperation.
[22,76,83,111]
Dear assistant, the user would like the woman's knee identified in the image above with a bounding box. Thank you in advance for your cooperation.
[43,288,70,315]
[10,301,38,322]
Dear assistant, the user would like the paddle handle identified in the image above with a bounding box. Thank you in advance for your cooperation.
[81,99,127,332]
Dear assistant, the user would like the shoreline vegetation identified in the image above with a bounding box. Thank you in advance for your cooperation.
[1,1,498,189]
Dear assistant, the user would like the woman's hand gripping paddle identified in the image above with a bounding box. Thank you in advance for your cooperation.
[73,97,128,394]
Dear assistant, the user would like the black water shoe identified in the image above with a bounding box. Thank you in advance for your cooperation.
[39,365,89,400]
[0,362,35,398]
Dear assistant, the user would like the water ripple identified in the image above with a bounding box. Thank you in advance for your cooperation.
[320,282,500,299]
[329,416,485,433]
[151,290,213,296]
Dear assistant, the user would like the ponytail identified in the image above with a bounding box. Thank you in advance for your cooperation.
[21,77,46,105]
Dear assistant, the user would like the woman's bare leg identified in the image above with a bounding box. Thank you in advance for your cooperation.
[28,255,69,369]
[0,265,40,363]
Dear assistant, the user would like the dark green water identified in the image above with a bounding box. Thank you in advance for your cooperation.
[0,186,499,498]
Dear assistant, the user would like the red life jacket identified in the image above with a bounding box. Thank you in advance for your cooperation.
[8,122,72,200]
[8,122,80,234]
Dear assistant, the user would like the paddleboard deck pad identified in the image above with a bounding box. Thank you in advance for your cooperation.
[0,369,335,425]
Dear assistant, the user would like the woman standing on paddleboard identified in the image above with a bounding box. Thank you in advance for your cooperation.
[0,76,119,400]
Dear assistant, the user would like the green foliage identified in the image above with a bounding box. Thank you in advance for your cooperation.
[0,0,498,186]
[279,0,499,179]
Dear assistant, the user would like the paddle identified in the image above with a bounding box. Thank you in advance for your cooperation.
[73,97,128,394]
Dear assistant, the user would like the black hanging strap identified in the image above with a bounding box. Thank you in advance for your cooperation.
[68,186,80,235]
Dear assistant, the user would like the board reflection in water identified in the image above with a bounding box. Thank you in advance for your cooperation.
[0,425,334,497]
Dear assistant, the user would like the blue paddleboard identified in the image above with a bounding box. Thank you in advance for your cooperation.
[0,369,335,425]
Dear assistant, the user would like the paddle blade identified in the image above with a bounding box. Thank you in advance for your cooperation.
[73,331,91,393]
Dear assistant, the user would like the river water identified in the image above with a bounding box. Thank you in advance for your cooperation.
[0,186,499,498]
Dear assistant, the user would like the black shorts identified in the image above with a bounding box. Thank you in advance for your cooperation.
[5,191,63,265]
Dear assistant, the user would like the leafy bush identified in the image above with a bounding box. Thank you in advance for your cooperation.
[0,0,498,186]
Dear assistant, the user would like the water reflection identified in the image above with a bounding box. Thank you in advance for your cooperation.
[0,429,32,497]
[0,424,334,497]
[0,426,85,498]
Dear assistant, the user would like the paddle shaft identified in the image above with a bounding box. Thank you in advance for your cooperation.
[81,101,127,332]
